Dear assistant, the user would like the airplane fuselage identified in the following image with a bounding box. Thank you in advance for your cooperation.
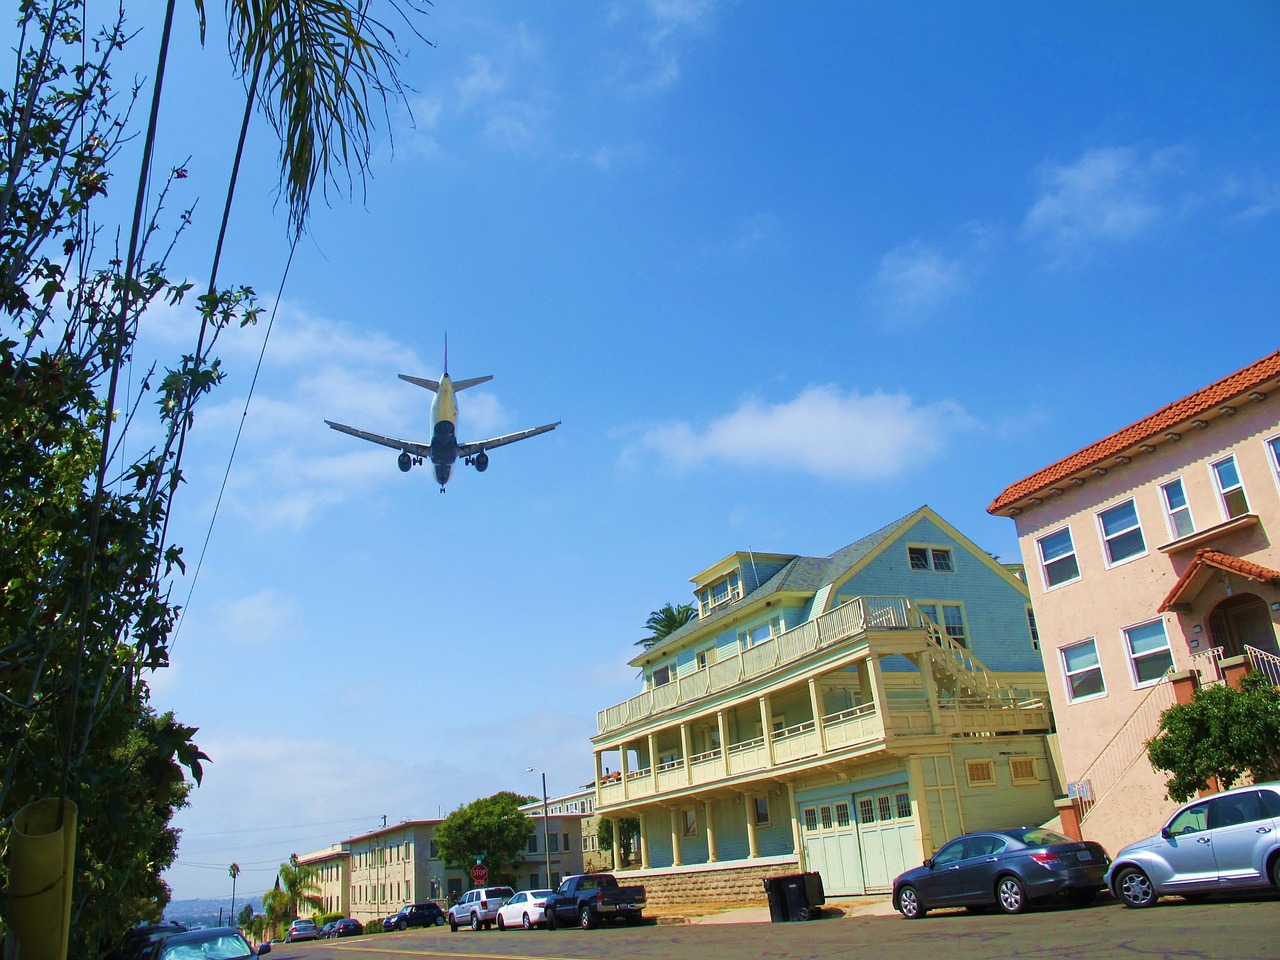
[428,374,460,486]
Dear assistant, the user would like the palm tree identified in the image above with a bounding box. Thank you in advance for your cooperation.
[636,603,697,649]
[279,853,323,918]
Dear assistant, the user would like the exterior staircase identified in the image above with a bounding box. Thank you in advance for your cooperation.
[918,616,1019,704]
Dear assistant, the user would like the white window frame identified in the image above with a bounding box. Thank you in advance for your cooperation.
[1160,476,1196,539]
[695,645,717,670]
[1026,606,1040,651]
[1210,454,1250,520]
[1123,618,1175,687]
[1037,526,1081,589]
[1266,434,1280,495]
[738,616,780,650]
[1096,497,1148,567]
[918,601,967,647]
[1061,638,1106,703]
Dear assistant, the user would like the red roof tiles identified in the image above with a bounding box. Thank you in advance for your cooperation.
[989,351,1280,514]
[1159,549,1280,612]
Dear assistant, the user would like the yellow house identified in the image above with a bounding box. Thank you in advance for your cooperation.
[591,506,1062,902]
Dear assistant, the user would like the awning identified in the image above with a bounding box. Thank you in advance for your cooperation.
[1159,549,1280,613]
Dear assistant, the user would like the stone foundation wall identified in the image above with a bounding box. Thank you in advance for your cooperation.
[630,860,801,907]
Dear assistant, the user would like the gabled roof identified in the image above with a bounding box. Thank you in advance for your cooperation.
[989,351,1280,515]
[1159,549,1280,612]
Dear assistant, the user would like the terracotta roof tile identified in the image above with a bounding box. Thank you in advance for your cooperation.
[1158,548,1280,612]
[989,351,1280,514]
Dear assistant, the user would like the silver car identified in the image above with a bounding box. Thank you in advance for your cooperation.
[1105,781,1280,907]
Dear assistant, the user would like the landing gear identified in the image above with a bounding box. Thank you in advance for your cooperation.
[465,451,489,472]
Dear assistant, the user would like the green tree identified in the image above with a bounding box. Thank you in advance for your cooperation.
[434,792,535,884]
[278,853,322,918]
[596,817,641,865]
[1147,671,1280,803]
[237,903,254,928]
[260,883,291,940]
[635,602,697,649]
[1,1,428,950]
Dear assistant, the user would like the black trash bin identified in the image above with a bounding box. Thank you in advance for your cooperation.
[762,876,790,923]
[803,871,826,914]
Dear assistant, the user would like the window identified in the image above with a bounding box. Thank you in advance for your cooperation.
[698,572,742,616]
[652,663,675,687]
[835,802,851,827]
[1062,639,1106,701]
[1211,455,1250,518]
[1098,498,1146,565]
[739,616,781,650]
[1037,528,1080,588]
[1026,607,1040,650]
[942,605,967,646]
[877,795,892,820]
[1268,436,1280,490]
[857,798,875,823]
[695,646,717,670]
[564,833,570,850]
[1124,619,1174,685]
[754,796,770,826]
[803,808,818,831]
[548,833,559,852]
[429,840,438,858]
[894,792,911,818]
[1010,758,1039,784]
[1160,478,1195,539]
[965,759,996,787]
[528,834,538,854]
[683,809,697,837]
[908,546,954,571]
[1166,801,1210,837]
[820,805,834,829]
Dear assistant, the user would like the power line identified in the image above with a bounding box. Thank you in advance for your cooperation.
[178,815,377,840]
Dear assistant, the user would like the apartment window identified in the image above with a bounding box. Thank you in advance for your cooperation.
[1211,455,1250,518]
[530,873,539,890]
[528,834,538,854]
[1037,527,1080,587]
[683,809,697,837]
[1267,435,1280,491]
[1098,498,1146,565]
[909,546,953,571]
[429,840,438,858]
[564,833,570,851]
[549,833,559,852]
[1160,478,1195,539]
[754,796,770,825]
[942,605,967,646]
[1125,619,1174,685]
[1026,607,1040,650]
[739,616,781,650]
[1010,758,1039,784]
[1061,639,1106,702]
[965,759,996,787]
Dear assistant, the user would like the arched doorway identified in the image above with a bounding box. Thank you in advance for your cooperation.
[1206,594,1279,658]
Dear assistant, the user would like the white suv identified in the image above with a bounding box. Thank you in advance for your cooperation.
[447,886,515,931]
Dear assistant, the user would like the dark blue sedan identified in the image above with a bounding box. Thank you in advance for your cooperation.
[892,828,1110,918]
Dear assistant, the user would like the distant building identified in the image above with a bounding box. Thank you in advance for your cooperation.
[590,506,1060,904]
[988,350,1280,854]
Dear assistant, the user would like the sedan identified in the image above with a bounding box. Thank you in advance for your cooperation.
[893,828,1110,918]
[284,920,318,943]
[1105,781,1280,908]
[494,889,554,930]
[148,927,269,960]
[332,919,364,938]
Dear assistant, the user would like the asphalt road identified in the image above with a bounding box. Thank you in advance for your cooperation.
[275,896,1277,960]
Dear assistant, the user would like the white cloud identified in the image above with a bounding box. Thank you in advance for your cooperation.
[625,385,978,480]
[872,240,967,322]
[1023,146,1186,256]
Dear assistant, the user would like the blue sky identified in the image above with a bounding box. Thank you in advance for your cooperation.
[55,1,1277,900]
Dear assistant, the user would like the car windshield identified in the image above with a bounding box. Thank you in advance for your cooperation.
[161,934,254,960]
[1008,828,1072,847]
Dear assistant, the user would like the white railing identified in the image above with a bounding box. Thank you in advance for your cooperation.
[597,595,913,733]
[1190,646,1225,686]
[1076,677,1178,823]
[1245,644,1280,686]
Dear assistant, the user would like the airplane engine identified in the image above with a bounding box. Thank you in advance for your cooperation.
[397,452,413,472]
[473,452,489,472]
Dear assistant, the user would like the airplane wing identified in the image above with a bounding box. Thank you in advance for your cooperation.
[325,420,432,459]
[457,421,561,457]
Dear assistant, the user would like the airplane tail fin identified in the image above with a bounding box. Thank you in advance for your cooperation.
[399,374,440,392]
[451,375,493,392]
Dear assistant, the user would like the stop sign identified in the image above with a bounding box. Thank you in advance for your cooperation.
[470,863,488,885]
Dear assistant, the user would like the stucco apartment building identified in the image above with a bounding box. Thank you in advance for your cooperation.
[591,506,1062,904]
[988,350,1280,856]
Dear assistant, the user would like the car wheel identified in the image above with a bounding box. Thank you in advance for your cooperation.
[471,913,482,932]
[996,875,1027,914]
[435,914,444,925]
[1068,889,1096,907]
[1270,855,1280,891]
[496,915,506,931]
[396,919,407,932]
[580,906,597,929]
[546,910,557,930]
[1115,866,1158,908]
[449,916,458,932]
[522,913,532,930]
[896,884,927,919]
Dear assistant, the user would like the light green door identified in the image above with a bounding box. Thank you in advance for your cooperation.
[855,787,919,893]
[800,798,865,895]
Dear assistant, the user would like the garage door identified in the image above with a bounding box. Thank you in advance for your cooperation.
[855,787,918,893]
[799,798,865,896]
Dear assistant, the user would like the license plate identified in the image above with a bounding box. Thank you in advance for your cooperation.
[1077,851,1093,861]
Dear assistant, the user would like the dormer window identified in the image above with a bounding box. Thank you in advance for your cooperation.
[697,571,742,616]
[652,663,676,687]
[909,546,953,571]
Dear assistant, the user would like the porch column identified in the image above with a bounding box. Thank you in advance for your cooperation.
[808,678,828,754]
[680,722,693,784]
[786,781,806,872]
[670,808,684,867]
[609,818,621,871]
[704,799,719,862]
[866,656,888,735]
[916,651,941,732]
[744,793,760,858]
[648,732,659,792]
[638,812,651,869]
[758,694,775,767]
[594,750,604,801]
[717,710,731,777]
[620,742,630,799]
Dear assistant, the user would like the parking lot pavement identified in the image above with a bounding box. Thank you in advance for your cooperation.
[686,896,897,924]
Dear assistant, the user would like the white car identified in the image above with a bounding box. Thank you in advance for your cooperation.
[494,889,554,930]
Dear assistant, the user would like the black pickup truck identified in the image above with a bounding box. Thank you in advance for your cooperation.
[544,873,647,929]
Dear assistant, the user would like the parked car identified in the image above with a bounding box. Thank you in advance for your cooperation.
[145,927,268,960]
[892,827,1110,918]
[544,874,647,929]
[446,886,515,931]
[108,922,187,960]
[495,889,554,930]
[1106,781,1280,908]
[284,919,319,943]
[332,918,364,937]
[382,902,447,931]
[317,922,337,940]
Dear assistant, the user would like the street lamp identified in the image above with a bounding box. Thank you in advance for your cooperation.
[527,767,551,887]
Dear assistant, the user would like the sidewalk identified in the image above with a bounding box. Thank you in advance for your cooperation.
[679,895,897,925]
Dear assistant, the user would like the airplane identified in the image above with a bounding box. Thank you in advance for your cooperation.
[324,350,560,491]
